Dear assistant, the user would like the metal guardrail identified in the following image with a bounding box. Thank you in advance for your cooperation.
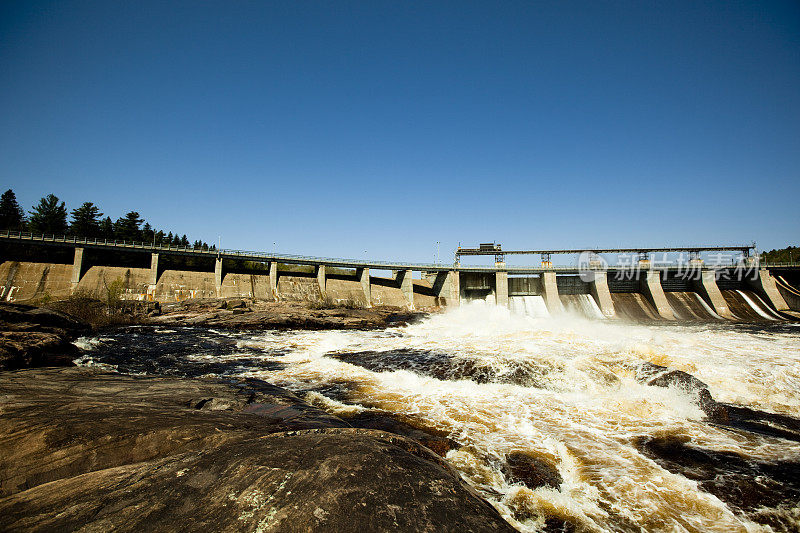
[1,230,796,272]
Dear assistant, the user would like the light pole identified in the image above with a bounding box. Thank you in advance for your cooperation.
[436,241,440,264]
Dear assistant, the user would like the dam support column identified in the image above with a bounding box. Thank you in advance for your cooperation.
[695,270,732,318]
[214,257,223,298]
[71,247,84,294]
[589,271,615,318]
[540,271,563,314]
[268,262,279,301]
[149,253,159,285]
[316,265,327,299]
[357,267,371,307]
[640,271,674,320]
[397,269,413,309]
[495,271,508,307]
[747,269,789,311]
[448,270,460,307]
[148,253,159,301]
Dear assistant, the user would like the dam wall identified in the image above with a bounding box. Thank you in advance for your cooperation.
[0,233,795,321]
[0,260,437,309]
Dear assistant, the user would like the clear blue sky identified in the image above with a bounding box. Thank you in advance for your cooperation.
[2,1,798,263]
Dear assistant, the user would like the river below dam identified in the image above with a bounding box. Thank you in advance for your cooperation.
[74,302,800,532]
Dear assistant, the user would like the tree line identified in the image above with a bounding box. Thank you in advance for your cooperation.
[0,189,214,250]
[761,246,799,264]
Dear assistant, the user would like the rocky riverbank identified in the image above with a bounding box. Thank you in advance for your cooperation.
[0,303,89,370]
[0,301,516,532]
[0,367,515,532]
[0,299,426,371]
[148,298,427,330]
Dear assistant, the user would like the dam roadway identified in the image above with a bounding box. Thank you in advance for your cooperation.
[1,231,798,321]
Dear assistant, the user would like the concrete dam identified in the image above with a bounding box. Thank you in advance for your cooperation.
[1,231,798,322]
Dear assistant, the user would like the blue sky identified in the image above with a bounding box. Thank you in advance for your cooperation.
[2,1,798,264]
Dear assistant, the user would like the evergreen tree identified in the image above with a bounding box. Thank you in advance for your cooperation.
[0,189,26,231]
[142,222,154,244]
[180,234,189,247]
[166,232,173,245]
[99,216,115,240]
[172,234,181,246]
[69,202,103,238]
[155,230,165,246]
[28,194,68,235]
[113,211,144,242]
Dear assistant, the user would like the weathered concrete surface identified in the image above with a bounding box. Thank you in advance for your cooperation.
[495,271,508,307]
[0,303,89,370]
[640,271,675,320]
[694,270,732,318]
[0,261,441,309]
[397,269,414,309]
[748,269,789,312]
[0,368,515,533]
[588,271,615,318]
[70,247,83,293]
[540,271,563,314]
[358,267,371,306]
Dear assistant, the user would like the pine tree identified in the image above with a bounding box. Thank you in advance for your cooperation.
[0,189,26,231]
[28,194,68,235]
[155,230,165,246]
[113,211,144,242]
[69,202,103,238]
[180,234,189,247]
[142,223,154,244]
[166,232,173,246]
[99,217,115,240]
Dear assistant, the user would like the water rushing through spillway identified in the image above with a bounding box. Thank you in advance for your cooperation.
[75,302,800,532]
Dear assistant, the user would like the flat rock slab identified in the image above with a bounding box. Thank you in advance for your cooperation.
[0,368,514,532]
[149,300,426,330]
[0,303,89,370]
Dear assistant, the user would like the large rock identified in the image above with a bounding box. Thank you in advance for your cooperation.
[150,299,425,330]
[0,303,89,370]
[0,368,515,532]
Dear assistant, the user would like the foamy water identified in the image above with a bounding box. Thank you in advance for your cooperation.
[76,302,800,532]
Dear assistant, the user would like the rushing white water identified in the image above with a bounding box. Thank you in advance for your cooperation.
[509,295,550,318]
[736,290,779,321]
[77,302,800,532]
[202,302,799,532]
[561,293,605,319]
[694,292,723,319]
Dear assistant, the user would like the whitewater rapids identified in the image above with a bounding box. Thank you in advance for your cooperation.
[76,301,800,532]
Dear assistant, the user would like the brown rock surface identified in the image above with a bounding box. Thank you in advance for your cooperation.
[0,367,515,532]
[0,303,89,370]
[148,298,426,330]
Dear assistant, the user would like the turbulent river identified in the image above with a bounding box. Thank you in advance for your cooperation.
[75,302,800,533]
